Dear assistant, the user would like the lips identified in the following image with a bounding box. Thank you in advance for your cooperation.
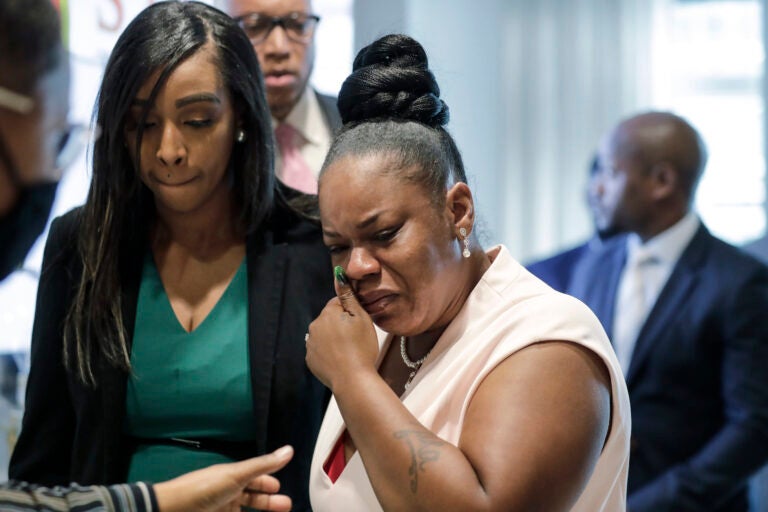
[264,71,296,88]
[358,290,397,315]
[152,175,197,187]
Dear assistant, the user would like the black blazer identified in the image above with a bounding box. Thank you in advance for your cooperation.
[569,224,768,512]
[9,199,334,512]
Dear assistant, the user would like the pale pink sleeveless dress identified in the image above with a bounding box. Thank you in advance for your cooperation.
[309,245,630,511]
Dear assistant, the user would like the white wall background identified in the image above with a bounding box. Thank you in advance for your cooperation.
[353,0,659,261]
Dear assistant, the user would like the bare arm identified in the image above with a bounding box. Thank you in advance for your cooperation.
[307,290,611,511]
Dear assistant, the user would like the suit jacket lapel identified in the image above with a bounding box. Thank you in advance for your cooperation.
[100,239,144,481]
[315,91,342,133]
[625,225,709,386]
[246,227,287,455]
[571,240,626,339]
[600,245,627,339]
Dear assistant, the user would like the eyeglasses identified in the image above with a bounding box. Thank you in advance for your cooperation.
[0,85,96,181]
[0,85,34,115]
[235,12,320,45]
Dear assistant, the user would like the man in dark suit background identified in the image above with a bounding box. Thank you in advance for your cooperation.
[527,155,616,292]
[569,111,768,511]
[222,0,341,194]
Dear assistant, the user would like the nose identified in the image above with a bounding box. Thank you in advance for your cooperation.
[262,24,291,57]
[345,246,380,281]
[156,123,186,167]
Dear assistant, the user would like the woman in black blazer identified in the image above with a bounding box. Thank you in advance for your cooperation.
[9,3,332,511]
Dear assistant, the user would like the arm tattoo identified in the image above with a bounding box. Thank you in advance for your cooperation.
[393,430,445,493]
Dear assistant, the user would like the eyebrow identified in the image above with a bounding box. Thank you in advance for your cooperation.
[130,93,221,109]
[322,228,340,238]
[356,212,381,230]
[322,212,384,238]
[176,93,221,108]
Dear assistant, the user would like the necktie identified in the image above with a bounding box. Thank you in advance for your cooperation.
[613,250,657,374]
[274,123,317,194]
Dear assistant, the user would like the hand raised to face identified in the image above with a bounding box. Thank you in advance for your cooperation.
[305,266,381,391]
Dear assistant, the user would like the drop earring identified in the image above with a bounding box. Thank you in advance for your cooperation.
[459,227,471,258]
[236,129,246,143]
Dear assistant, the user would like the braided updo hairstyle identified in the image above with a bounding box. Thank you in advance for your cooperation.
[321,34,467,205]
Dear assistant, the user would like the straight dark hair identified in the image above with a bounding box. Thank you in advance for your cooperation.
[65,1,275,385]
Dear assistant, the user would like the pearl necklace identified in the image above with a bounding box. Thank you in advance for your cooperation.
[400,336,431,390]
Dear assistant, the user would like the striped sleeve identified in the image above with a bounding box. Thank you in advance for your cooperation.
[0,480,157,512]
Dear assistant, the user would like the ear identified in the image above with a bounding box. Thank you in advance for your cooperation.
[649,161,677,201]
[444,182,475,236]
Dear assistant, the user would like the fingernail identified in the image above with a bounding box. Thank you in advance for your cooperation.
[334,266,348,286]
[274,445,293,459]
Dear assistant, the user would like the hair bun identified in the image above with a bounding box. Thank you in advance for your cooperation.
[337,34,449,127]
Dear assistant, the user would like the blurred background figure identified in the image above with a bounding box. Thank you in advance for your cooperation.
[221,0,341,194]
[569,111,768,512]
[0,0,73,483]
[526,155,618,292]
[0,0,69,281]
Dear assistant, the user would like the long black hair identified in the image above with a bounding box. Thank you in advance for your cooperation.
[66,1,274,385]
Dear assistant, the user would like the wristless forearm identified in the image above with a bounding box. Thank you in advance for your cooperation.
[333,373,489,511]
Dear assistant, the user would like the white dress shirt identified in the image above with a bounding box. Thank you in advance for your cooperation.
[612,211,701,372]
[272,85,333,180]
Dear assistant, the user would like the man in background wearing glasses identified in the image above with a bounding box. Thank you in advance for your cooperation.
[0,0,72,280]
[0,1,300,511]
[222,0,341,195]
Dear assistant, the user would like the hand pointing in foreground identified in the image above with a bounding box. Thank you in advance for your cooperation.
[154,445,294,512]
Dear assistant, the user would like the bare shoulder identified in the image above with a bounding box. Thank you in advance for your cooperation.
[458,340,612,511]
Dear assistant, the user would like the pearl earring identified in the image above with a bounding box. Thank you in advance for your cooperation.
[459,227,471,258]
[236,129,245,143]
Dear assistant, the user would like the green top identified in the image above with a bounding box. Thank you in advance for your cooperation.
[124,254,254,483]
